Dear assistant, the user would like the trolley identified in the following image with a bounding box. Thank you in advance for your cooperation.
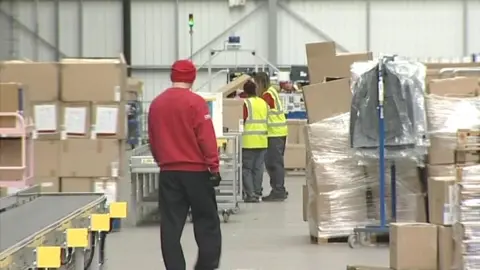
[126,133,243,226]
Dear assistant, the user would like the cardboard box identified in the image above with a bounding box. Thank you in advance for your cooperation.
[302,184,308,222]
[287,120,299,144]
[125,77,143,101]
[0,62,59,101]
[36,177,60,192]
[390,222,437,270]
[217,74,251,98]
[0,139,23,181]
[61,177,118,203]
[32,101,60,139]
[61,177,94,192]
[305,42,372,84]
[91,103,127,139]
[428,135,480,165]
[0,83,26,128]
[285,144,306,169]
[428,77,479,96]
[222,99,243,132]
[61,102,91,138]
[427,165,455,177]
[34,140,60,177]
[302,79,352,123]
[60,57,127,102]
[438,226,454,270]
[428,176,455,225]
[59,139,121,177]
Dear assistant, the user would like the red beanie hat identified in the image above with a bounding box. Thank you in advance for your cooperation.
[171,60,197,84]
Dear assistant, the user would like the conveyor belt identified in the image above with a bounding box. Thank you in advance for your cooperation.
[0,195,101,253]
[0,196,17,212]
[0,193,106,270]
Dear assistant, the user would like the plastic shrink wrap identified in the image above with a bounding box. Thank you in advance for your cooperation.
[306,113,426,238]
[453,165,480,270]
[426,95,480,165]
[349,59,428,161]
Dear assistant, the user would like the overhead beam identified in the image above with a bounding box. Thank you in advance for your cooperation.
[122,0,132,75]
[277,2,349,53]
[190,3,265,60]
[0,5,68,58]
[268,0,278,72]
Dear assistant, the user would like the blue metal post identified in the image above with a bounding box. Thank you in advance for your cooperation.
[377,59,387,228]
[390,164,397,221]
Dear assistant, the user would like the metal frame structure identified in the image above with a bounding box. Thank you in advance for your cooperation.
[125,133,243,226]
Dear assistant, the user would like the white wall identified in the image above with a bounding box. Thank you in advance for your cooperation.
[0,0,122,61]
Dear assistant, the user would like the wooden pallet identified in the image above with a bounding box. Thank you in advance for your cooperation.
[309,234,389,245]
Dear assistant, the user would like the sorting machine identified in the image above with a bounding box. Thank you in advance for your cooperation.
[0,186,127,270]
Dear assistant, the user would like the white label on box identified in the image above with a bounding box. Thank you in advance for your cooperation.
[34,104,57,131]
[64,107,87,134]
[41,182,53,187]
[32,130,38,139]
[114,86,121,102]
[94,181,117,206]
[111,161,119,178]
[95,107,118,134]
[238,119,244,132]
[443,203,453,225]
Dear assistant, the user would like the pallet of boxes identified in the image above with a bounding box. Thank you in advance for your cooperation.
[348,64,480,270]
[0,58,128,201]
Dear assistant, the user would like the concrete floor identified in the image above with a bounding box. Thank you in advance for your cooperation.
[105,175,389,270]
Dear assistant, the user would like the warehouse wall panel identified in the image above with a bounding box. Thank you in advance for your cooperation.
[0,0,121,61]
[370,1,463,59]
[278,0,367,65]
[131,0,268,67]
[131,1,176,66]
[468,0,480,54]
[0,9,11,60]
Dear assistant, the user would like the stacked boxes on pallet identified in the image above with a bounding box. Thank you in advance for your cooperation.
[0,58,128,204]
[285,119,306,170]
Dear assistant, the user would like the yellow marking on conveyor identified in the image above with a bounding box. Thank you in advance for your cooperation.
[0,255,12,268]
[141,158,155,164]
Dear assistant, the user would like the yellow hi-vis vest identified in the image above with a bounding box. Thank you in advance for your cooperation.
[242,97,268,149]
[265,86,288,137]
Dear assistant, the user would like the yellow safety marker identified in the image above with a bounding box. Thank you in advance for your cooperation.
[36,246,61,268]
[90,214,110,231]
[66,228,89,247]
[217,139,227,147]
[109,202,127,218]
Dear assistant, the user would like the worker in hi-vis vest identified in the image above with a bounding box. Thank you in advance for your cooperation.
[241,80,269,203]
[256,72,289,202]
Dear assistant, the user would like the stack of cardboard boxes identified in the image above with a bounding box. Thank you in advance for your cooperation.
[285,120,307,169]
[0,58,128,198]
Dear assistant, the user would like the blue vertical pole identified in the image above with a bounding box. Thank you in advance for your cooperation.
[390,164,397,221]
[378,59,387,228]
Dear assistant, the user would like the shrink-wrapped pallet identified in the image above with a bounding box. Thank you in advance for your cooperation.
[306,113,427,239]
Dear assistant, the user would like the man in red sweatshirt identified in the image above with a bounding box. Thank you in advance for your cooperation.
[148,59,222,270]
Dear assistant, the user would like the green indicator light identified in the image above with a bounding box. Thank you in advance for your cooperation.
[188,13,194,27]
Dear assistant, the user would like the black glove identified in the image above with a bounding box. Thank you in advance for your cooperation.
[209,172,222,187]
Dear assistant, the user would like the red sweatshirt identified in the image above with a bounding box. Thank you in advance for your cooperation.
[262,92,275,109]
[148,88,219,172]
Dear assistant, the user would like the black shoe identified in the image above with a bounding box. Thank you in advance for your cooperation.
[244,196,260,203]
[262,192,287,202]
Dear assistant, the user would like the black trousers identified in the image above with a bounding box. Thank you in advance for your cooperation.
[158,171,222,270]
